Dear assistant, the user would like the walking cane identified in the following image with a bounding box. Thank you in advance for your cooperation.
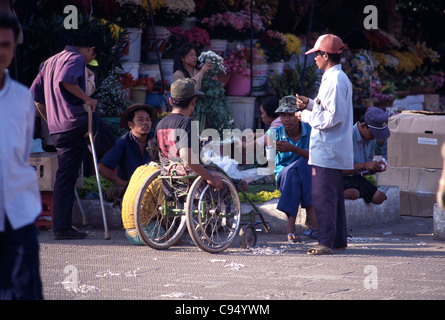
[84,104,110,240]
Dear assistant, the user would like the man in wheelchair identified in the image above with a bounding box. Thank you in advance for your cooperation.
[155,78,224,199]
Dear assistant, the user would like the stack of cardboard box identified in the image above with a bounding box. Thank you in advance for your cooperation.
[378,111,445,217]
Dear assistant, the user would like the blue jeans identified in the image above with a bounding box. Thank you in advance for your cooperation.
[276,158,312,218]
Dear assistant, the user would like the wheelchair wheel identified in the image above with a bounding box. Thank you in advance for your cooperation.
[134,169,187,249]
[185,171,241,253]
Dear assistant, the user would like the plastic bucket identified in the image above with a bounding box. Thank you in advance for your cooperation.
[252,64,268,96]
[160,59,174,86]
[130,87,147,104]
[207,39,228,58]
[122,62,140,79]
[139,64,161,82]
[227,96,256,131]
[226,73,250,96]
[268,61,285,77]
[147,26,170,61]
[123,28,142,62]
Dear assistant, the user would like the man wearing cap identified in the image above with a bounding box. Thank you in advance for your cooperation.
[266,96,317,242]
[98,104,158,205]
[155,78,223,192]
[343,107,390,204]
[296,34,354,255]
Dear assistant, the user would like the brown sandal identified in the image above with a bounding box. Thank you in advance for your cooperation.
[307,244,332,255]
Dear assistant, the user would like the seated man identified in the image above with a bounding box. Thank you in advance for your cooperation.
[266,96,318,242]
[343,106,390,204]
[98,104,158,205]
[155,78,223,195]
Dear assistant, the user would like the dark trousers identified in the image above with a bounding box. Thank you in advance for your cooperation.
[51,125,88,231]
[312,165,347,249]
[276,158,312,218]
[0,218,43,300]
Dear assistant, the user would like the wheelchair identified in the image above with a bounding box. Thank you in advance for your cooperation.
[131,163,269,254]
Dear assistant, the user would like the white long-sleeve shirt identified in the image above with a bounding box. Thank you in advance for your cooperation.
[0,70,41,231]
[300,64,354,170]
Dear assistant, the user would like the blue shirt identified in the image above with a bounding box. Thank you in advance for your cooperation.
[99,131,153,181]
[266,123,311,179]
[351,122,376,174]
[0,70,41,231]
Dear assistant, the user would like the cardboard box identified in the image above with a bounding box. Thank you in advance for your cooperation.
[29,152,58,191]
[28,152,83,191]
[378,166,442,217]
[387,111,445,169]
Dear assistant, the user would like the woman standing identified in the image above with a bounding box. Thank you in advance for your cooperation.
[173,42,212,90]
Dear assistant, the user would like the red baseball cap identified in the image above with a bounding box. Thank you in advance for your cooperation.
[305,34,345,55]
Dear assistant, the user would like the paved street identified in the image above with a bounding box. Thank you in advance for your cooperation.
[37,215,445,305]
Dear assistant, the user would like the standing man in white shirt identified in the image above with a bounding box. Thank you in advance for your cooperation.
[296,34,354,255]
[0,12,43,299]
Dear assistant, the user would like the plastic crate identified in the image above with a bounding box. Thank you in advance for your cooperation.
[37,191,53,229]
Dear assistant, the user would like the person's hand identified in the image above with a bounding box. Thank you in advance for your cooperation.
[276,140,293,153]
[296,94,309,110]
[364,160,382,173]
[240,180,248,191]
[295,111,302,121]
[85,97,98,112]
[201,61,213,73]
[206,173,223,191]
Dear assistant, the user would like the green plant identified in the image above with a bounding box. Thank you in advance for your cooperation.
[195,77,233,133]
[76,176,113,198]
[269,64,319,98]
[195,51,233,133]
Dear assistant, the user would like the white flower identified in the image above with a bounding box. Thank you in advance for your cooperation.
[199,50,226,75]
[165,0,195,15]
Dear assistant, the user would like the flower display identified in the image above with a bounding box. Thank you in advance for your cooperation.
[370,80,395,106]
[388,50,422,75]
[153,0,195,27]
[200,10,264,40]
[198,50,226,77]
[112,0,149,29]
[223,47,251,77]
[183,27,210,51]
[252,44,267,65]
[95,72,131,117]
[284,33,302,57]
[162,26,210,59]
[258,29,288,62]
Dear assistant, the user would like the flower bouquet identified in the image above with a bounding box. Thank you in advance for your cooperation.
[370,80,396,107]
[95,72,131,117]
[183,27,211,52]
[198,50,226,77]
[223,47,251,77]
[112,0,149,29]
[153,0,196,27]
[284,33,302,58]
[258,29,288,62]
[200,10,264,40]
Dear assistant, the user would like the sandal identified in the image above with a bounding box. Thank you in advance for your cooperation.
[303,228,319,239]
[307,244,332,255]
[287,233,302,243]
